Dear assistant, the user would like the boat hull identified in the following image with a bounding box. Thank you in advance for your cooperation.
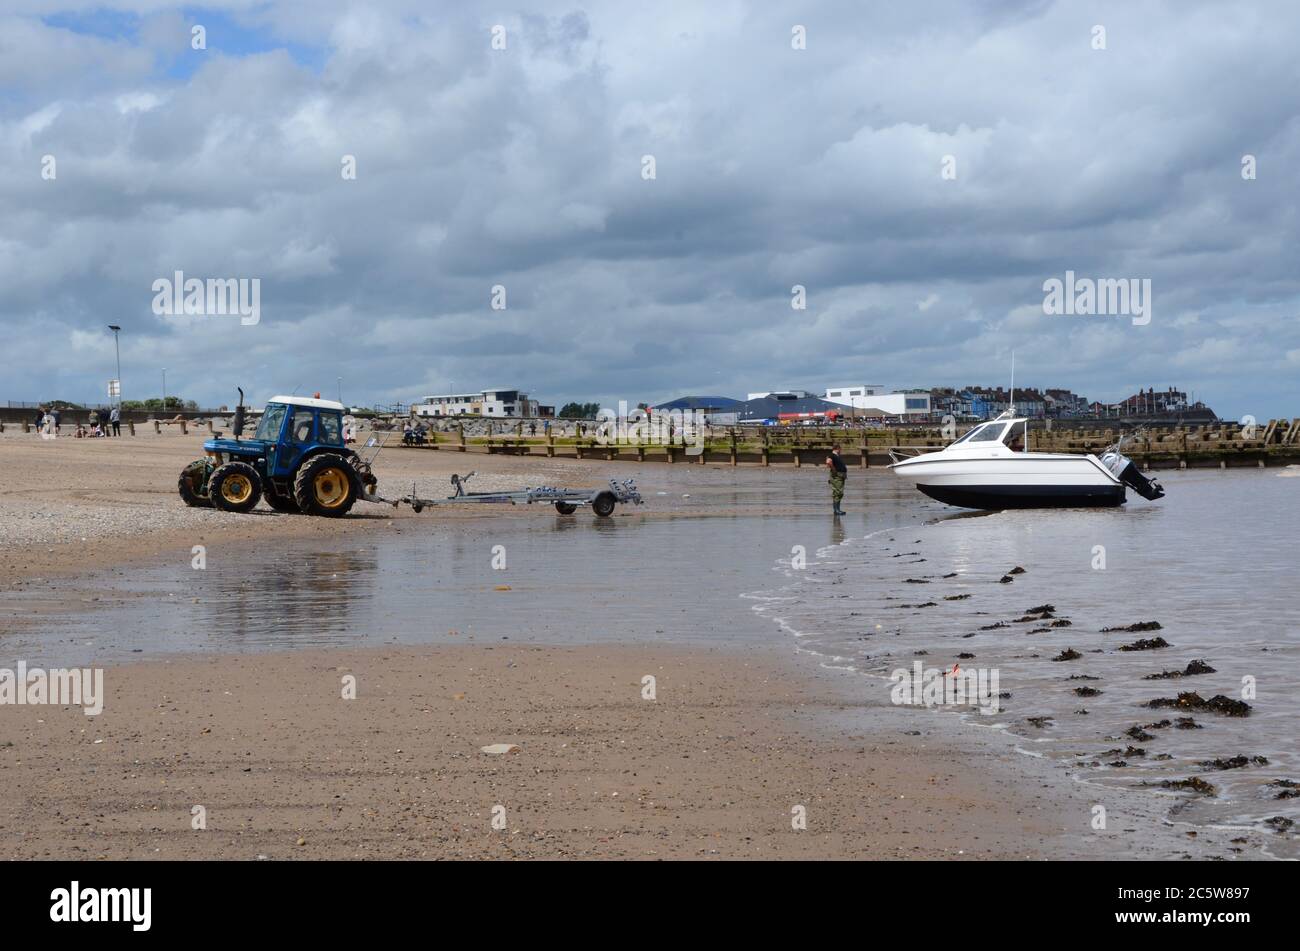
[891,450,1128,510]
[915,482,1125,509]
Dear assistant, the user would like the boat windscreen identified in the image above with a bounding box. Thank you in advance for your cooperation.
[965,423,1006,443]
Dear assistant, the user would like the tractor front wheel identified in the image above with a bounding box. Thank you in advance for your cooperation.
[293,454,361,517]
[209,461,263,514]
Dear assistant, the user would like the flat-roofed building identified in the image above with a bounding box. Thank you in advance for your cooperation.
[413,388,541,418]
[824,385,931,419]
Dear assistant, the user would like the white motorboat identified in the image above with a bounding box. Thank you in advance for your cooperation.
[888,414,1165,510]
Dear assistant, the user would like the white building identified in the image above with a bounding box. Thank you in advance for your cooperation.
[413,388,540,418]
[825,384,887,402]
[824,385,931,419]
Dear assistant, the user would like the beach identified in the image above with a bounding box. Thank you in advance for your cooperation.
[0,429,1288,860]
[3,642,1123,860]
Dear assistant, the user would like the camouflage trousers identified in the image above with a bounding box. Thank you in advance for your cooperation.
[828,471,846,504]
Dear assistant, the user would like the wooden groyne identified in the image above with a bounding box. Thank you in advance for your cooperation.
[397,420,1300,470]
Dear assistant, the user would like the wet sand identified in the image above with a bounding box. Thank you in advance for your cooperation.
[2,642,1143,860]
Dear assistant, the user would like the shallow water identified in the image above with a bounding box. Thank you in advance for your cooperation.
[3,462,1295,853]
[746,466,1299,854]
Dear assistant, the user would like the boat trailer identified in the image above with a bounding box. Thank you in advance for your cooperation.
[365,471,643,518]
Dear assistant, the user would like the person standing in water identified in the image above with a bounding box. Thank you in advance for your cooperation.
[826,443,847,516]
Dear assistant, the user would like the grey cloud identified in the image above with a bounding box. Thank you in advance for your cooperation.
[1,0,1297,420]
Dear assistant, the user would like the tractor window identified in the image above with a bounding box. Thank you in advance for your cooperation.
[255,404,287,441]
[291,409,315,444]
[318,412,343,446]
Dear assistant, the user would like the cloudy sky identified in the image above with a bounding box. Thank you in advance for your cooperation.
[3,0,1298,419]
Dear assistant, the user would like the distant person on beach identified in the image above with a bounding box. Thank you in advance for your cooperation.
[89,409,100,432]
[52,408,61,434]
[110,406,121,436]
[826,444,847,516]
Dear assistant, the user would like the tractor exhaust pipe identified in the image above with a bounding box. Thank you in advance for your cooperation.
[232,387,246,439]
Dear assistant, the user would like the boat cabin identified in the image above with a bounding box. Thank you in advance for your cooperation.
[946,417,1030,453]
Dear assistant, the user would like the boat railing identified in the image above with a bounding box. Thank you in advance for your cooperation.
[887,445,942,465]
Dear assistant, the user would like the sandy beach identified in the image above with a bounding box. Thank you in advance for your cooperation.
[0,430,1259,860]
[2,641,1121,860]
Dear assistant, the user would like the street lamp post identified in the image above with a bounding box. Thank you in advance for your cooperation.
[162,368,167,417]
[107,325,122,409]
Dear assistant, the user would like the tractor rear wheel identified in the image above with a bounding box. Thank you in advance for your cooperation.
[178,459,212,508]
[209,461,263,514]
[591,491,617,518]
[293,454,360,517]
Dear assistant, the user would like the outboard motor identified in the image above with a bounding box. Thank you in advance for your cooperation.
[232,387,246,440]
[1100,449,1165,501]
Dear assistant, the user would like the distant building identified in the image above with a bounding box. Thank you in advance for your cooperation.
[824,385,930,420]
[413,388,542,418]
[653,396,742,413]
[1090,387,1209,419]
[1044,388,1089,418]
[651,396,742,425]
[825,384,888,401]
[735,393,846,424]
[747,389,817,400]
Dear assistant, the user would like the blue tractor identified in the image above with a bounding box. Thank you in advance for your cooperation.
[178,389,377,516]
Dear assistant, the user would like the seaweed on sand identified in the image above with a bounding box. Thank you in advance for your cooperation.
[1155,777,1217,796]
[1118,637,1170,651]
[1198,755,1268,770]
[1145,692,1252,717]
[1143,659,1216,679]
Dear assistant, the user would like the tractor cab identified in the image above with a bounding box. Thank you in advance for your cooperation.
[178,391,375,516]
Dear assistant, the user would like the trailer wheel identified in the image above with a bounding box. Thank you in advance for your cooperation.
[209,461,263,514]
[178,459,212,508]
[591,491,617,518]
[554,501,577,515]
[294,453,360,517]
